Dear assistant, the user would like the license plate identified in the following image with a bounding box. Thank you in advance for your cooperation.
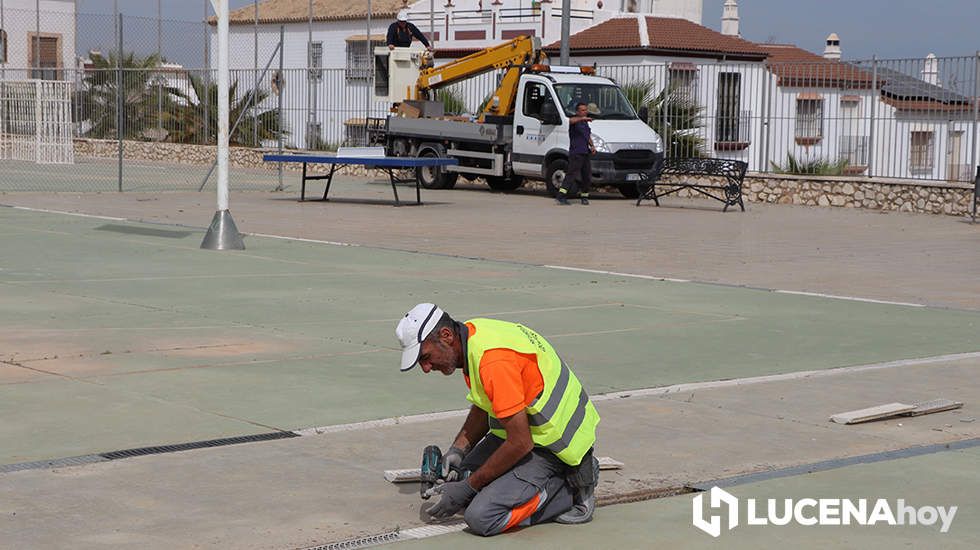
[626,173,641,181]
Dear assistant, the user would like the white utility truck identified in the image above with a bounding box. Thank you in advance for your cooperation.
[372,37,664,198]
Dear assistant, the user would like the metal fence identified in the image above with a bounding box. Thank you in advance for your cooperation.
[0,7,978,193]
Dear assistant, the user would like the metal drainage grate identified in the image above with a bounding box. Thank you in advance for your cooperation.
[300,529,403,550]
[0,454,107,474]
[99,431,299,460]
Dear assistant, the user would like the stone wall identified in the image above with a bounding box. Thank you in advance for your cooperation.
[74,139,976,216]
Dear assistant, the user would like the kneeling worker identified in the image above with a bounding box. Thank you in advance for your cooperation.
[396,303,600,535]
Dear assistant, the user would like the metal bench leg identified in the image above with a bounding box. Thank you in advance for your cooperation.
[301,162,307,201]
[322,163,337,201]
[388,169,401,206]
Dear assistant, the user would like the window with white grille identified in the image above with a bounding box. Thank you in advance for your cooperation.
[910,131,934,172]
[795,99,823,139]
[308,42,323,82]
[346,39,383,81]
[715,72,742,142]
[29,35,61,80]
[668,69,697,100]
[839,135,868,166]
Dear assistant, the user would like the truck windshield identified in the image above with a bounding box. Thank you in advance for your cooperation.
[553,84,638,120]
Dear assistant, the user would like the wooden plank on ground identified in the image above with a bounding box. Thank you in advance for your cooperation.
[385,456,624,483]
[830,403,915,425]
[903,399,963,417]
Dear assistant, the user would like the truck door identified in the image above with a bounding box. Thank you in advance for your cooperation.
[513,78,563,177]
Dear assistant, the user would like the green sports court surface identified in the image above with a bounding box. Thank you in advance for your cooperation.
[2,205,978,466]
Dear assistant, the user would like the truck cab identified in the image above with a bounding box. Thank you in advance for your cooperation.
[514,70,664,197]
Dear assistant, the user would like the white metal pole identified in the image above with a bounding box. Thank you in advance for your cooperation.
[215,0,229,211]
[201,0,244,249]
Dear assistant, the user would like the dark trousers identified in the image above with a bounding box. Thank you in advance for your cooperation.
[560,153,592,197]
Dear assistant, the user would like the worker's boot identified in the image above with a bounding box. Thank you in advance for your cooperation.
[556,194,571,205]
[554,452,599,524]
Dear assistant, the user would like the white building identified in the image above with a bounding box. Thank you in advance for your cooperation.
[548,15,770,165]
[0,0,76,79]
[211,0,705,148]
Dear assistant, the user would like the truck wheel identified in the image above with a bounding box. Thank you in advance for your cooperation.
[544,158,568,197]
[416,150,458,189]
[486,175,525,192]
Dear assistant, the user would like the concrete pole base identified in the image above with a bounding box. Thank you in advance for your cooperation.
[200,209,245,250]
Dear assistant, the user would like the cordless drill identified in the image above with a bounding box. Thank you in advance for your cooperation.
[419,445,443,499]
[419,444,469,499]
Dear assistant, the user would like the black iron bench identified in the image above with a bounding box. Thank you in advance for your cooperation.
[636,157,748,212]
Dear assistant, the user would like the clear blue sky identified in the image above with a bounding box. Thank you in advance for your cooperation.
[75,0,980,60]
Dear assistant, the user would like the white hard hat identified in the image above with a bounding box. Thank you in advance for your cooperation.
[397,11,408,21]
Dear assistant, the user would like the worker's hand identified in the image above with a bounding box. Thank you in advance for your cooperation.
[441,446,466,481]
[589,145,596,155]
[425,480,477,519]
[388,44,395,50]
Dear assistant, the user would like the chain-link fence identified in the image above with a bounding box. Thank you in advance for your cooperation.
[0,7,977,193]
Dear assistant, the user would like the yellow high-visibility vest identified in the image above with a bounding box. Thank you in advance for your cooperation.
[464,318,599,466]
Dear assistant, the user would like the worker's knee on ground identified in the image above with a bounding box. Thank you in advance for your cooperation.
[463,499,502,537]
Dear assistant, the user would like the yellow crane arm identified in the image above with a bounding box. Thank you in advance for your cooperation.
[416,36,543,118]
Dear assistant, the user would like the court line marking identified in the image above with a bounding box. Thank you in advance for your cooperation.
[0,205,954,310]
[7,205,127,221]
[544,264,690,283]
[291,351,980,436]
[544,264,933,308]
[773,290,928,308]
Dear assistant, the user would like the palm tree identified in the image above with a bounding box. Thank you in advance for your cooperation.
[436,88,468,116]
[79,51,170,140]
[771,153,849,175]
[165,73,283,146]
[622,79,705,158]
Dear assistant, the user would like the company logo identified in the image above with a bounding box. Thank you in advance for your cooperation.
[692,486,957,538]
[692,487,739,537]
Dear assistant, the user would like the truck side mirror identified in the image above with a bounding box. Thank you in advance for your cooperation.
[638,106,649,123]
[539,102,560,125]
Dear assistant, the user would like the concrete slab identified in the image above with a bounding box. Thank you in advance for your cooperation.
[388,448,980,549]
[0,358,976,549]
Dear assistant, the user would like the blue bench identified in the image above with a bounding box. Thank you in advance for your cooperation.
[263,149,458,206]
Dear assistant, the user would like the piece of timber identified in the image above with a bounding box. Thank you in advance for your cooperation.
[830,403,916,425]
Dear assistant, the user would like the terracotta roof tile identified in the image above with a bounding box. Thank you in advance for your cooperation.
[544,16,768,59]
[758,43,875,88]
[645,17,768,57]
[544,17,641,51]
[216,0,405,25]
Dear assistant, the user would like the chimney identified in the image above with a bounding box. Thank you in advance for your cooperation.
[921,53,940,86]
[721,0,739,37]
[824,33,841,60]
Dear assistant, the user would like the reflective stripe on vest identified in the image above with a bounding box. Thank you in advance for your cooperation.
[465,318,599,466]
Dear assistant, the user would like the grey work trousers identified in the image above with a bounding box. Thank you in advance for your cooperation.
[459,434,574,536]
